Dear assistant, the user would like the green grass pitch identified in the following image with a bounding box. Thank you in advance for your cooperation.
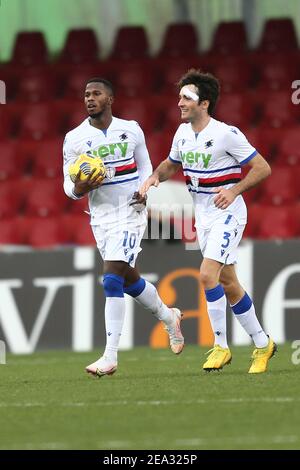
[0,344,299,450]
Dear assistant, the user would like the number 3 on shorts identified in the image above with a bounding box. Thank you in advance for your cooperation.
[221,231,231,248]
[123,231,137,249]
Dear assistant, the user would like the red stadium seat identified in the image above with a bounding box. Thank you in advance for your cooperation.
[242,186,261,206]
[255,59,298,91]
[18,103,61,140]
[57,100,87,133]
[258,167,299,205]
[0,64,20,100]
[256,205,298,239]
[159,59,201,94]
[73,218,96,245]
[32,138,63,178]
[62,67,102,100]
[0,141,27,180]
[0,182,23,219]
[15,139,42,174]
[210,21,248,55]
[157,94,182,133]
[257,19,298,53]
[158,23,199,58]
[147,130,185,181]
[62,214,95,245]
[275,127,300,167]
[114,62,156,97]
[215,92,257,128]
[243,203,266,238]
[292,202,300,236]
[0,218,23,245]
[146,132,173,168]
[243,127,283,162]
[59,29,100,64]
[212,62,254,93]
[11,31,48,66]
[24,178,68,217]
[49,63,109,96]
[15,71,57,103]
[117,97,160,133]
[0,106,13,139]
[109,26,149,60]
[258,91,299,128]
[25,216,69,247]
[54,99,83,134]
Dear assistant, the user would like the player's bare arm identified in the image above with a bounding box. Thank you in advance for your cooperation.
[139,159,180,196]
[73,168,104,197]
[214,154,271,210]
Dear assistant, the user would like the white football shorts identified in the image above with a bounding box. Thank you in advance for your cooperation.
[196,213,245,265]
[91,217,147,267]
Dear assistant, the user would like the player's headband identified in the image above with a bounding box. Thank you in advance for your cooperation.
[179,85,199,102]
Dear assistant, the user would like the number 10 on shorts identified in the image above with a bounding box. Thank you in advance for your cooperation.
[123,231,137,249]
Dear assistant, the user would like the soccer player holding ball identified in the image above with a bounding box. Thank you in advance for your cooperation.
[140,70,276,374]
[63,78,184,377]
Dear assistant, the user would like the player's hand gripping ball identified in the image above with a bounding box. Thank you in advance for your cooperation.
[69,154,106,183]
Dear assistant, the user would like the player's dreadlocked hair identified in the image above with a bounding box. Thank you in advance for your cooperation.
[177,69,220,115]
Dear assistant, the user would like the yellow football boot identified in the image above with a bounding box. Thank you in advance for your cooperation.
[203,345,232,371]
[248,338,277,374]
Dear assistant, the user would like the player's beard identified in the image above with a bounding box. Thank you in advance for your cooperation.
[88,110,103,119]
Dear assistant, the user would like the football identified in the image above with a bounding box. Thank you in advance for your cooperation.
[69,154,106,183]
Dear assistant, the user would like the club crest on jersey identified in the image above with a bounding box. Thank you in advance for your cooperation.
[106,167,116,179]
[119,133,128,141]
[204,139,213,149]
[191,176,199,188]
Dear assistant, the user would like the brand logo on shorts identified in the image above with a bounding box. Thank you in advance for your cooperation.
[191,176,199,187]
[221,249,225,256]
[106,167,116,179]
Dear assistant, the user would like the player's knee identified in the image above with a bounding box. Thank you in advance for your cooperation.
[199,269,216,288]
[103,273,124,297]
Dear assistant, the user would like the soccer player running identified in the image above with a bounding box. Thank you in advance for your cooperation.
[140,69,276,374]
[63,78,184,377]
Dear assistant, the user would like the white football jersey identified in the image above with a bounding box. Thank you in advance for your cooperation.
[169,118,257,226]
[63,117,152,226]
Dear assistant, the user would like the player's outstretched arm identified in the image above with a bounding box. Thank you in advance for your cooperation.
[139,159,180,196]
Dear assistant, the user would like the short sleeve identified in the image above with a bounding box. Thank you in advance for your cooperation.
[225,126,257,166]
[168,128,182,164]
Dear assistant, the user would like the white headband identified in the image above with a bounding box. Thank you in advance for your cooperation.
[180,85,199,102]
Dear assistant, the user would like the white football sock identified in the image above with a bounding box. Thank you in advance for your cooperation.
[103,297,125,363]
[205,285,228,349]
[231,293,268,348]
[135,280,173,324]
